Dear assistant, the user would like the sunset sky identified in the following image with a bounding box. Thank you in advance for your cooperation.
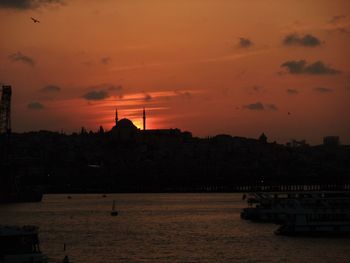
[0,0,349,144]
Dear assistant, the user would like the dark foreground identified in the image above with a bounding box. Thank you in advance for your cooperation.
[1,194,350,263]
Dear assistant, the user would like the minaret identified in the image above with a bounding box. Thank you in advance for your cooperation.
[115,108,118,126]
[143,107,146,131]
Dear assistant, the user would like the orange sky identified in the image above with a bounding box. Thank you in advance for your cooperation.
[0,0,349,144]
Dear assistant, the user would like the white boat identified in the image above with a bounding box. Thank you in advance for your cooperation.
[0,225,48,263]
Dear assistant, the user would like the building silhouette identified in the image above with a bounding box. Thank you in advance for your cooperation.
[323,136,340,146]
[0,85,12,135]
[143,107,146,131]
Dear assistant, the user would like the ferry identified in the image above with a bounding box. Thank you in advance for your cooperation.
[0,225,48,263]
[275,212,350,236]
[241,191,350,223]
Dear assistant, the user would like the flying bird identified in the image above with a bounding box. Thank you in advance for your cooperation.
[30,17,40,23]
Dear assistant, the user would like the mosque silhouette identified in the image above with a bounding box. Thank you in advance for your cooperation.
[110,108,190,141]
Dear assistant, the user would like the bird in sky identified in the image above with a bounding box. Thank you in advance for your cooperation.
[30,17,40,23]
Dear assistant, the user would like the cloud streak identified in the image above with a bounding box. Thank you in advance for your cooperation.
[110,50,269,72]
[329,15,347,24]
[326,15,350,35]
[314,87,333,93]
[281,60,341,75]
[0,0,64,9]
[27,102,44,110]
[8,52,35,66]
[286,88,298,95]
[39,84,61,93]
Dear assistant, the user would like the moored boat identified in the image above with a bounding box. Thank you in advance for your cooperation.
[241,191,350,223]
[111,200,118,216]
[275,212,350,237]
[0,225,48,263]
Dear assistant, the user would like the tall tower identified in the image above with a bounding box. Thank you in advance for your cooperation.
[143,107,146,131]
[115,108,118,126]
[0,85,12,134]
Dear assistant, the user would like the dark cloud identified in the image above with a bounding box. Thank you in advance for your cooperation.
[143,93,152,101]
[251,85,263,92]
[0,0,64,9]
[243,102,264,110]
[101,57,111,65]
[83,90,110,101]
[314,87,333,93]
[286,88,298,95]
[337,27,350,34]
[84,83,123,100]
[88,83,122,92]
[283,33,321,47]
[238,37,253,48]
[8,52,35,66]
[329,15,347,24]
[39,84,61,93]
[245,85,265,94]
[281,60,341,75]
[266,104,278,111]
[27,102,44,110]
[243,102,278,111]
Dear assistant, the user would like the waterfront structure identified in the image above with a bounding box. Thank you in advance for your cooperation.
[143,107,146,131]
[323,136,340,146]
[0,225,48,262]
[241,191,350,223]
[0,85,12,134]
[115,108,118,126]
[241,191,350,236]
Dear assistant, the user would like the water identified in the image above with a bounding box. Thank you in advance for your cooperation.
[1,194,350,263]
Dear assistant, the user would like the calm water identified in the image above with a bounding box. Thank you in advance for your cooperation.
[1,193,350,263]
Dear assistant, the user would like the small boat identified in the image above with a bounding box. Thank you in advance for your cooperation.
[0,225,48,263]
[62,243,70,263]
[111,200,118,216]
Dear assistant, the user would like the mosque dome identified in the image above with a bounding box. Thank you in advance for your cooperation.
[110,118,138,141]
[116,118,137,130]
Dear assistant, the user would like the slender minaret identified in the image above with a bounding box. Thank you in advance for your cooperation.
[143,107,146,131]
[115,108,118,126]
